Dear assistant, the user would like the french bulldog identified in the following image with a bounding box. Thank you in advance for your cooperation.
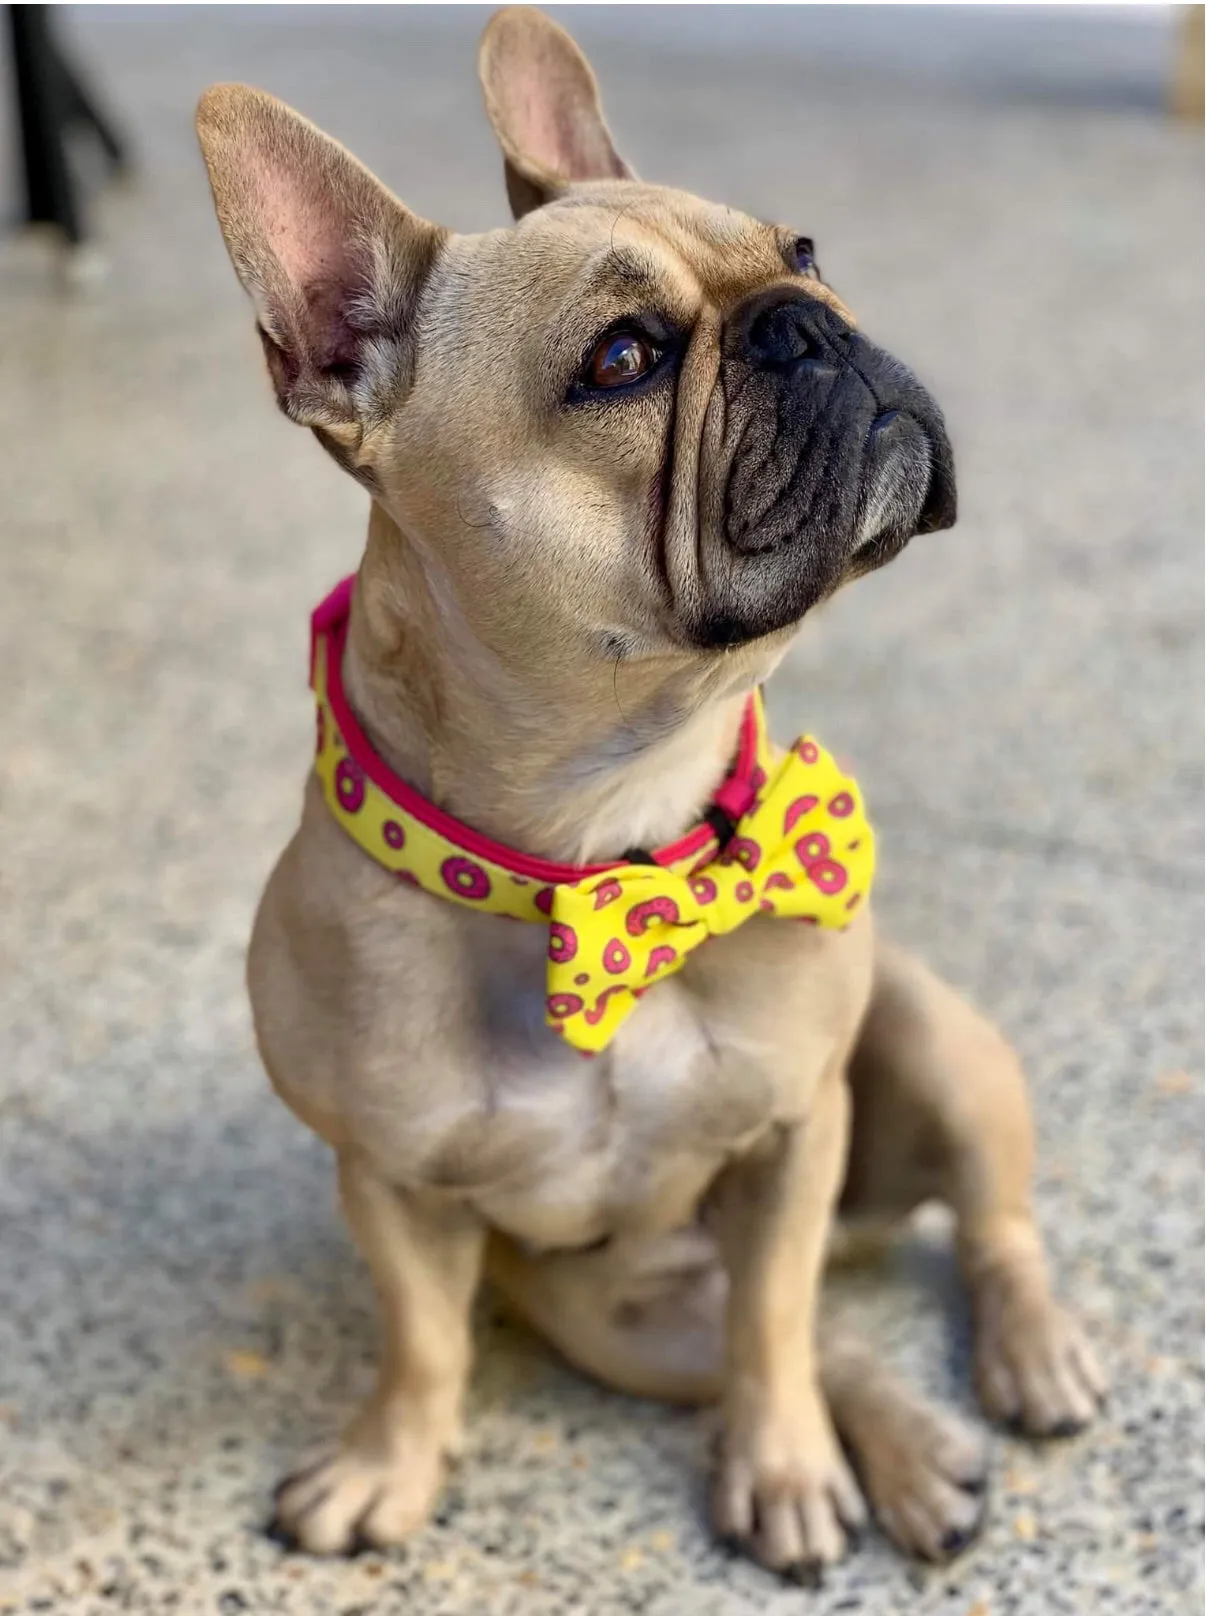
[196,6,1104,1580]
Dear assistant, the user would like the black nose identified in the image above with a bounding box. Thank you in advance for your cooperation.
[730,287,851,371]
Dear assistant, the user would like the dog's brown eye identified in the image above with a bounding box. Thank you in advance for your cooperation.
[589,332,653,388]
[791,236,817,275]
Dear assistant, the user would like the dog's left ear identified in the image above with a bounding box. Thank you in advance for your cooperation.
[478,7,635,219]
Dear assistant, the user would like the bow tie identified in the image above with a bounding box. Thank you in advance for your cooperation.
[544,737,874,1052]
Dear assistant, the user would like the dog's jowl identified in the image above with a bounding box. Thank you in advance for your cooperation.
[197,5,1104,1580]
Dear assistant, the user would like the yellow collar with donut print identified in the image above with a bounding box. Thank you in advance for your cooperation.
[311,577,876,1055]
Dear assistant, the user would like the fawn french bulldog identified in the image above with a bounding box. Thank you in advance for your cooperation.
[196,6,1103,1580]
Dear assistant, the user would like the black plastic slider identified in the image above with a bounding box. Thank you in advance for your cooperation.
[703,804,738,851]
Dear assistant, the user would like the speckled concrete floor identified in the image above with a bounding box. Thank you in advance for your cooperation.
[0,8,1201,1615]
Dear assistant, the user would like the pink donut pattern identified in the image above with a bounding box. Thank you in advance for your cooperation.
[795,831,831,868]
[626,895,681,936]
[690,875,718,905]
[645,944,678,978]
[584,985,628,1027]
[441,857,491,902]
[783,794,819,834]
[593,879,624,909]
[382,819,406,851]
[807,859,848,896]
[547,992,585,1020]
[724,836,762,873]
[548,922,578,964]
[603,937,632,975]
[335,757,365,814]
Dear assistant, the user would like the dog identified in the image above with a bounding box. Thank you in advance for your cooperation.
[196,7,1105,1580]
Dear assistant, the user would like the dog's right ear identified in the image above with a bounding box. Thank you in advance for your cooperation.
[196,85,445,440]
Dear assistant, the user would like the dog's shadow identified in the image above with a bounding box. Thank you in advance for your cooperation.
[17,1096,978,1572]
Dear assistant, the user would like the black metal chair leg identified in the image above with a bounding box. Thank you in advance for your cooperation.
[6,4,129,248]
[9,4,83,242]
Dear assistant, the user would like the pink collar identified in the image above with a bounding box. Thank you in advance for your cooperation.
[310,575,766,884]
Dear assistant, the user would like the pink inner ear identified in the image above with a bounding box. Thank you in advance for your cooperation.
[512,63,576,175]
[237,141,368,372]
[255,157,352,300]
[497,44,623,183]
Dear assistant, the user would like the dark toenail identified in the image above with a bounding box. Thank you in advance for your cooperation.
[785,1559,825,1589]
[346,1487,386,1556]
[717,1532,746,1558]
[940,1526,974,1559]
[960,1471,989,1495]
[1045,1417,1087,1440]
[844,1521,866,1550]
[263,1518,295,1549]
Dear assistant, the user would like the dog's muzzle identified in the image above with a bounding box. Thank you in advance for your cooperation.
[692,287,956,648]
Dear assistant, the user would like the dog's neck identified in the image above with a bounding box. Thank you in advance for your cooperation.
[339,505,754,866]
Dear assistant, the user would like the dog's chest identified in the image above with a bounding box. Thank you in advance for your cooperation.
[469,975,757,1248]
[424,913,865,1251]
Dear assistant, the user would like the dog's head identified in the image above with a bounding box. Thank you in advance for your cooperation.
[197,6,954,686]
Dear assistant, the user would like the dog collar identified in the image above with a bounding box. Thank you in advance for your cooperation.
[311,576,875,1054]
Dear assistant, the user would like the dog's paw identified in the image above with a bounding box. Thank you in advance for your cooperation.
[974,1271,1107,1438]
[711,1406,867,1581]
[271,1422,445,1555]
[852,1394,989,1563]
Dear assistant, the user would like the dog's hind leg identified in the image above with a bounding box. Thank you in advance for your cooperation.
[486,1231,988,1564]
[486,1227,725,1405]
[844,938,1107,1437]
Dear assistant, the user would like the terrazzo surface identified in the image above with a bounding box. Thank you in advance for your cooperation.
[0,7,1201,1614]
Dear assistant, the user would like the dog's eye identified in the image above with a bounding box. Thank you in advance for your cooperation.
[589,332,653,388]
[791,236,817,276]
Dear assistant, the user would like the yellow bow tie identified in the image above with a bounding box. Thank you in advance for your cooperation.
[546,738,874,1053]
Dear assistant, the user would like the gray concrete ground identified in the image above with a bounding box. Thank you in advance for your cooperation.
[0,7,1202,1614]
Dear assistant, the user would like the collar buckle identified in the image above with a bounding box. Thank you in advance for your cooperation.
[703,804,738,852]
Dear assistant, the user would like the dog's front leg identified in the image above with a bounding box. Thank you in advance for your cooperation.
[273,1148,484,1555]
[709,1065,867,1579]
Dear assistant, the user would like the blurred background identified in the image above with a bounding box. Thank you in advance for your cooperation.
[1,7,1202,1615]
